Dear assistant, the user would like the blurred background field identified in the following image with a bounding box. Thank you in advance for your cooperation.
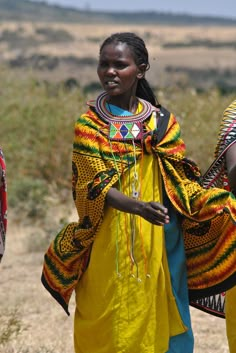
[0,0,235,352]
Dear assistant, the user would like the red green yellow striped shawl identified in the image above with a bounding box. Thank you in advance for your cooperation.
[41,102,236,315]
[190,99,236,318]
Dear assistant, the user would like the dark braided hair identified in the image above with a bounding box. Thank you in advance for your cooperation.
[100,32,159,107]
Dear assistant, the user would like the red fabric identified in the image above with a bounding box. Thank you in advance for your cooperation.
[0,149,7,260]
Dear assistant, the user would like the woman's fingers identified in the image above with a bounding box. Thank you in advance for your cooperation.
[140,201,169,225]
[149,201,168,214]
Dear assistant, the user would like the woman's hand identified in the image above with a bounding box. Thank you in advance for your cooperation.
[106,187,169,226]
[137,201,169,225]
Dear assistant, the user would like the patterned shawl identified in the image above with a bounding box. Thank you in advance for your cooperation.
[190,99,236,317]
[0,148,7,262]
[41,99,236,315]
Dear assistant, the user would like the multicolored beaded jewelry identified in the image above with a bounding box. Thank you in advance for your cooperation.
[94,91,155,281]
[95,91,154,141]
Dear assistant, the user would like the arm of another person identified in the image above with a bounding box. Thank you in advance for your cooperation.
[106,187,169,226]
[226,142,236,193]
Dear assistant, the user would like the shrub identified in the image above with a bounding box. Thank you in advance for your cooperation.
[0,309,23,345]
[8,177,48,219]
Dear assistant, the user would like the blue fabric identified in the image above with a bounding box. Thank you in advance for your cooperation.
[106,103,133,116]
[164,192,194,353]
[107,102,194,352]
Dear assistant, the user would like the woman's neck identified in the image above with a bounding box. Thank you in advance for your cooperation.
[106,95,138,114]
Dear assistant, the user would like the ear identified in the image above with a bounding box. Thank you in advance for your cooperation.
[137,63,146,79]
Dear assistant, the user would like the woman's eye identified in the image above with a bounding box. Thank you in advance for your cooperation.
[98,61,127,70]
[99,62,108,68]
[115,62,127,69]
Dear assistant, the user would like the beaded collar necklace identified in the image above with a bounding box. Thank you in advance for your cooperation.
[94,92,154,141]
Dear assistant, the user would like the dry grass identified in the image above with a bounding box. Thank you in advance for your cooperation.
[0,22,236,87]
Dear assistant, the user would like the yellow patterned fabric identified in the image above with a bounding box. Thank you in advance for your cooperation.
[74,153,187,353]
[41,103,236,314]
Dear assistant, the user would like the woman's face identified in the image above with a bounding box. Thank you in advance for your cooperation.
[97,42,143,105]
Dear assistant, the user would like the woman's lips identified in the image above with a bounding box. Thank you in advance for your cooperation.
[105,80,118,88]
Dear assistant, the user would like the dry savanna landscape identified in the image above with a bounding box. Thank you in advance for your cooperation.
[0,21,236,89]
[0,7,235,353]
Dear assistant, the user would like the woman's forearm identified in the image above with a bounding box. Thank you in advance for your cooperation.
[106,187,169,225]
[228,165,236,193]
[106,187,144,215]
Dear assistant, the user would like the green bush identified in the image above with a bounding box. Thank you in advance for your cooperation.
[8,177,48,219]
[0,68,85,218]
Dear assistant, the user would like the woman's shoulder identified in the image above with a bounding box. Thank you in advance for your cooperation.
[86,98,96,108]
[220,99,236,134]
[74,98,98,123]
[214,100,236,159]
[223,100,236,122]
[74,102,105,131]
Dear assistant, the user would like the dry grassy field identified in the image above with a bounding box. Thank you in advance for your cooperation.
[0,22,236,88]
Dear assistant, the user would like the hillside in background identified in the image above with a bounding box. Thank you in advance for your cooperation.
[0,0,236,94]
[1,0,236,24]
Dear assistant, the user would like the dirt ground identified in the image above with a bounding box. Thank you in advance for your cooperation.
[0,211,229,353]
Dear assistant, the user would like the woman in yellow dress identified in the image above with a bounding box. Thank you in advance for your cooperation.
[42,33,236,353]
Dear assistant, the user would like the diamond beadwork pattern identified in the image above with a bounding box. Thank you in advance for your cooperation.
[109,121,142,140]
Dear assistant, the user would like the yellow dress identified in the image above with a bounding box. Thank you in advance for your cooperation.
[74,154,187,353]
[226,284,236,352]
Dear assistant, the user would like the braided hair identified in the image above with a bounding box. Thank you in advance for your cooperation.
[100,32,159,107]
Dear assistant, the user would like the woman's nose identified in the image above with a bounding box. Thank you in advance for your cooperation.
[106,66,116,75]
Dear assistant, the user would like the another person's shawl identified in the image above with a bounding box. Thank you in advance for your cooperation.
[190,99,236,318]
[42,97,236,315]
[0,148,7,262]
